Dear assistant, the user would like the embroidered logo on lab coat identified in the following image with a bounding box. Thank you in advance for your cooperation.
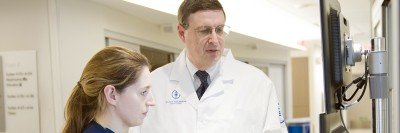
[172,90,180,99]
[166,90,186,104]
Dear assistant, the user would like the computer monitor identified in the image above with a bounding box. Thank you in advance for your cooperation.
[319,0,353,132]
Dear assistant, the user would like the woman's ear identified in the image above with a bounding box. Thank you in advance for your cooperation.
[104,85,118,106]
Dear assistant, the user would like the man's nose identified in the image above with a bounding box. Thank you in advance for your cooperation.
[208,30,219,43]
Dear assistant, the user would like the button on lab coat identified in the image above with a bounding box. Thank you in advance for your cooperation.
[138,49,287,133]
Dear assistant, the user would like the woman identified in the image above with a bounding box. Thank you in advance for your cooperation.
[63,46,155,133]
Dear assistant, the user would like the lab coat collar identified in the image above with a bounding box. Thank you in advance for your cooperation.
[170,48,235,81]
[219,48,235,81]
[169,48,235,106]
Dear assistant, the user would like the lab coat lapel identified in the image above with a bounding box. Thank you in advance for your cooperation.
[199,75,226,101]
[200,49,235,101]
[169,49,199,109]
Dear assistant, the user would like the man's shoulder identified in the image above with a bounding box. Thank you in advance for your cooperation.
[229,59,267,77]
[151,62,174,76]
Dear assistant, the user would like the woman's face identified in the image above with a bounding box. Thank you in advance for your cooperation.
[115,66,155,127]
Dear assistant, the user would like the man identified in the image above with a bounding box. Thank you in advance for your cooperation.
[139,0,287,132]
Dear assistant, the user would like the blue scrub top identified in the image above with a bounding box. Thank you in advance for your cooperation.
[84,121,114,133]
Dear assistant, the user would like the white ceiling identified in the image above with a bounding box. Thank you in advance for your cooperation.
[90,0,372,50]
[269,0,372,44]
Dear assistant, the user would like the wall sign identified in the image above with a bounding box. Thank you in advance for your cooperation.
[0,51,39,133]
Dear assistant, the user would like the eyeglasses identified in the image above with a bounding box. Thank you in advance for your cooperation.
[192,25,230,38]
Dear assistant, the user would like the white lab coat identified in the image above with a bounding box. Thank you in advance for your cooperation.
[136,49,287,133]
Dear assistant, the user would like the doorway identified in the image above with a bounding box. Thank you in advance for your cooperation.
[105,37,175,72]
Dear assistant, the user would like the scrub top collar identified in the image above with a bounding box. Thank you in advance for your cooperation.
[84,120,114,133]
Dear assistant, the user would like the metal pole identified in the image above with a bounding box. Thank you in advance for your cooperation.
[372,99,389,133]
[369,37,389,133]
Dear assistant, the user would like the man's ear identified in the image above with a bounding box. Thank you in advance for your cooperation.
[104,85,118,106]
[177,24,186,42]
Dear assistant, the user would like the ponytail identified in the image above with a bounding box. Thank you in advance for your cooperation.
[62,82,97,133]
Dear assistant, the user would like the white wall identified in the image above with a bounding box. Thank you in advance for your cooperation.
[229,43,291,62]
[0,0,56,132]
[389,0,399,132]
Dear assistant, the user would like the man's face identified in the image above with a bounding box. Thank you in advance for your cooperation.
[178,10,226,70]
